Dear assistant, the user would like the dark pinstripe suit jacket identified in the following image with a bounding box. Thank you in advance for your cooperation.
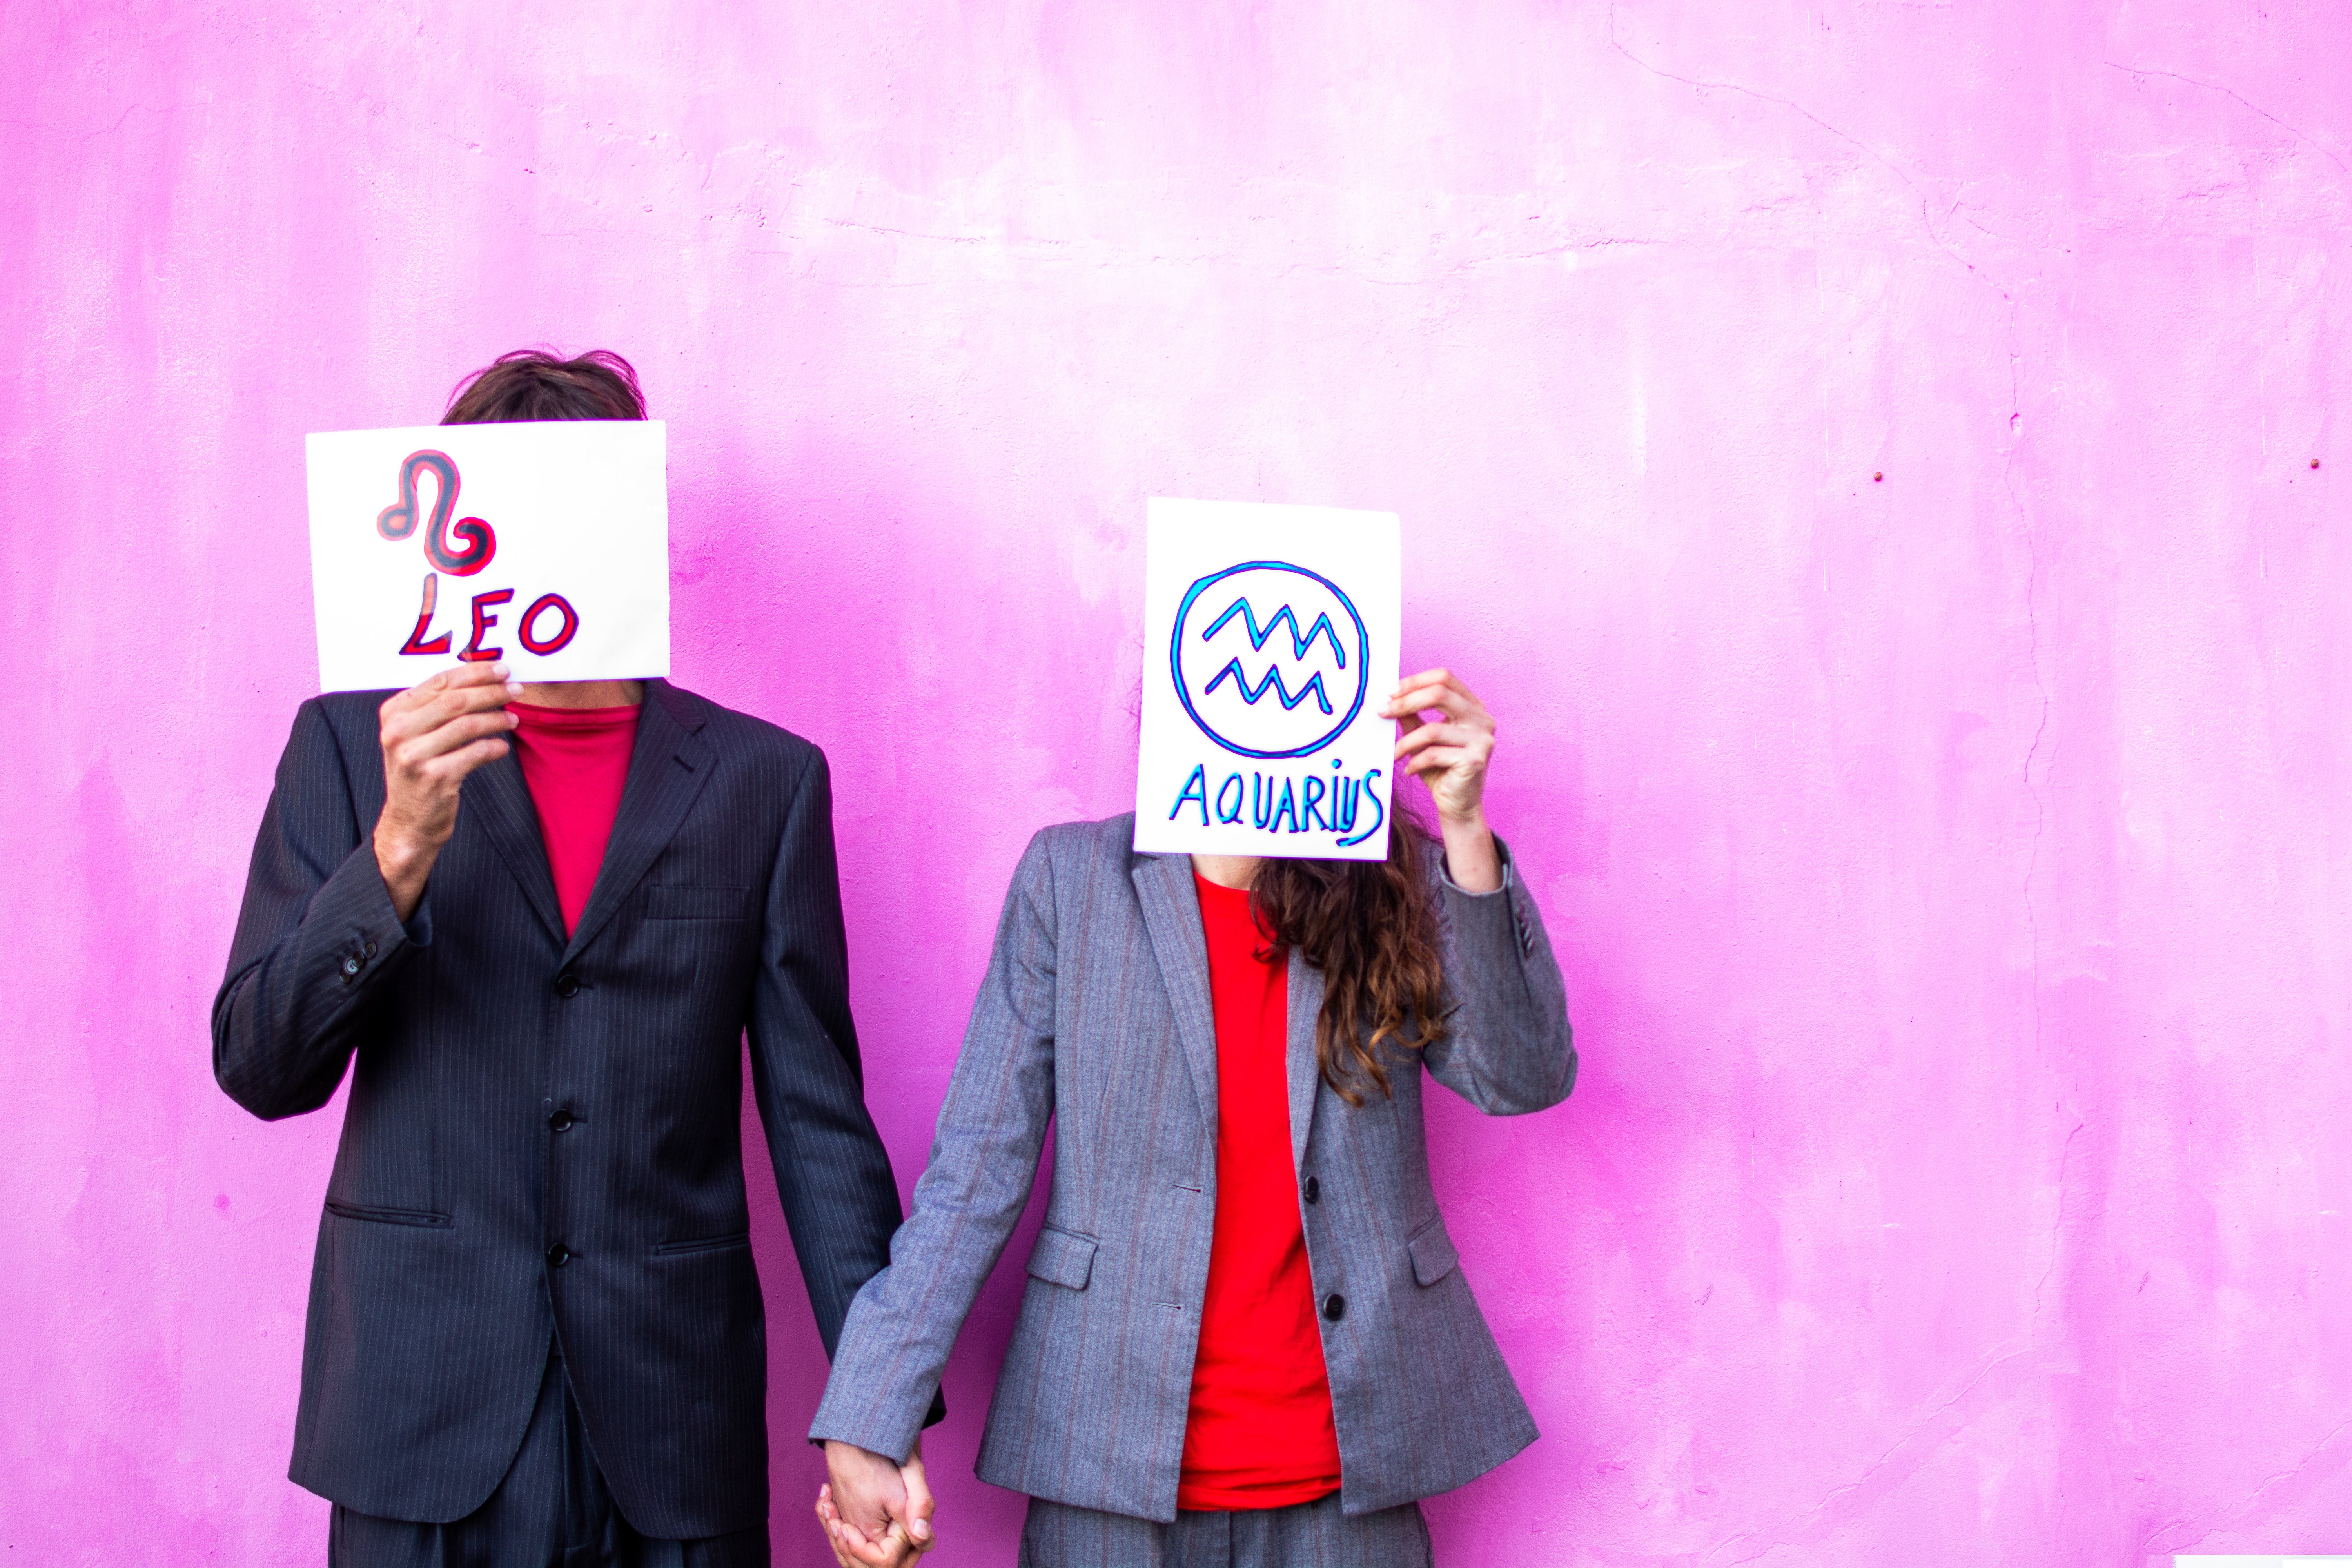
[212,681,906,1536]
[810,814,1574,1521]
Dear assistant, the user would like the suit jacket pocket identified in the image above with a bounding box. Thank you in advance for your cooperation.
[652,1232,751,1256]
[1407,1215,1461,1286]
[1025,1225,1097,1290]
[325,1198,452,1229]
[643,885,759,921]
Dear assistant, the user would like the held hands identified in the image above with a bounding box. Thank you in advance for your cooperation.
[374,663,523,921]
[817,1439,934,1566]
[1381,666,1503,893]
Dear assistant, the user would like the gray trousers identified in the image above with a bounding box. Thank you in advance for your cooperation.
[328,1346,769,1568]
[1020,1492,1433,1568]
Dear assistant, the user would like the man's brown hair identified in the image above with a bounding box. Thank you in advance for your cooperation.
[442,348,646,425]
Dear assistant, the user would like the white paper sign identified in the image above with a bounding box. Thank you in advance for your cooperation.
[1134,498,1401,861]
[305,421,670,693]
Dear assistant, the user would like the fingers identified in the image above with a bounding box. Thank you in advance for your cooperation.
[379,660,522,792]
[834,1518,903,1568]
[1394,721,1488,759]
[815,1489,858,1568]
[1403,745,1473,776]
[819,1490,917,1568]
[1381,667,1486,723]
[383,686,522,752]
[1397,718,1495,784]
[822,1441,909,1557]
[382,672,524,750]
[392,709,521,773]
[380,660,513,720]
[898,1452,935,1549]
[1381,686,1455,722]
[418,733,513,785]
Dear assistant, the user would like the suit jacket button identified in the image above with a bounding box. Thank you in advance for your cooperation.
[548,1109,575,1133]
[546,1243,572,1267]
[339,954,362,978]
[1303,1176,1320,1205]
[554,971,581,999]
[1322,1292,1346,1321]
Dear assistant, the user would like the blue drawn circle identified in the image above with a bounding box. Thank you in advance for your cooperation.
[1172,560,1370,759]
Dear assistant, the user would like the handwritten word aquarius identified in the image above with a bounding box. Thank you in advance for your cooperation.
[382,449,579,664]
[1168,757,1387,849]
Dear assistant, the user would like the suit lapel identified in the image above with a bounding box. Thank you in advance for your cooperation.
[1285,947,1323,1176]
[563,681,714,964]
[462,748,566,946]
[1130,851,1219,1125]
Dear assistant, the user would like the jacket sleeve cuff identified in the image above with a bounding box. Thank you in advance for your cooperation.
[808,1392,936,1463]
[1441,835,1542,964]
[310,840,431,989]
[1441,833,1517,897]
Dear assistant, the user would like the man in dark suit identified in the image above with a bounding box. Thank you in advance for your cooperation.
[213,350,927,1566]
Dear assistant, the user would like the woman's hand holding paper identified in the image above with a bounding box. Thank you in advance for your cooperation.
[1386,664,1504,892]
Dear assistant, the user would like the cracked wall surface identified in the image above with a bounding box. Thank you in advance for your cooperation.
[3,0,2348,1562]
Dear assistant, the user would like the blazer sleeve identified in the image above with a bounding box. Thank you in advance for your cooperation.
[1420,835,1577,1116]
[806,828,1062,1462]
[212,698,431,1120]
[745,746,913,1361]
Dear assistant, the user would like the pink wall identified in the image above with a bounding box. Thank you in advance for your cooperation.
[5,1,2350,1561]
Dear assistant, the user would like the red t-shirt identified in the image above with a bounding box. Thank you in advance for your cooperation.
[1176,872,1344,1512]
[507,702,641,936]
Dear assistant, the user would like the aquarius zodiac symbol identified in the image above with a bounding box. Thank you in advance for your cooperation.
[1199,598,1349,666]
[1202,659,1333,714]
[1172,561,1370,760]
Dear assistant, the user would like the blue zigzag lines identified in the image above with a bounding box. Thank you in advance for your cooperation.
[1202,659,1335,715]
[1200,598,1348,668]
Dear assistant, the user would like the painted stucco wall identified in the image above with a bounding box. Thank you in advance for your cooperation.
[5,1,2350,1561]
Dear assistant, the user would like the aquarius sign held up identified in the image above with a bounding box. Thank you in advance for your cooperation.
[305,421,670,693]
[1134,499,1402,862]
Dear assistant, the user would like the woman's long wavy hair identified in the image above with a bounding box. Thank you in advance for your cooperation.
[1250,808,1450,1104]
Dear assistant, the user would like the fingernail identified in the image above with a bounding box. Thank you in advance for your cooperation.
[506,682,524,698]
[912,1522,932,1541]
[491,662,510,677]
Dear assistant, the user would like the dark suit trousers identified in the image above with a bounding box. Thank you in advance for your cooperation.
[329,1346,769,1568]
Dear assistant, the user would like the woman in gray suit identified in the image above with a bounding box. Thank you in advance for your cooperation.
[812,668,1574,1568]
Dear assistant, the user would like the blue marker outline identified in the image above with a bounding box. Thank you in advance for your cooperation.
[1201,660,1334,714]
[1172,561,1371,760]
[1200,599,1348,668]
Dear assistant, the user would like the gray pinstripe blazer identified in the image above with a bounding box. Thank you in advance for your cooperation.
[809,813,1574,1520]
[213,681,907,1535]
